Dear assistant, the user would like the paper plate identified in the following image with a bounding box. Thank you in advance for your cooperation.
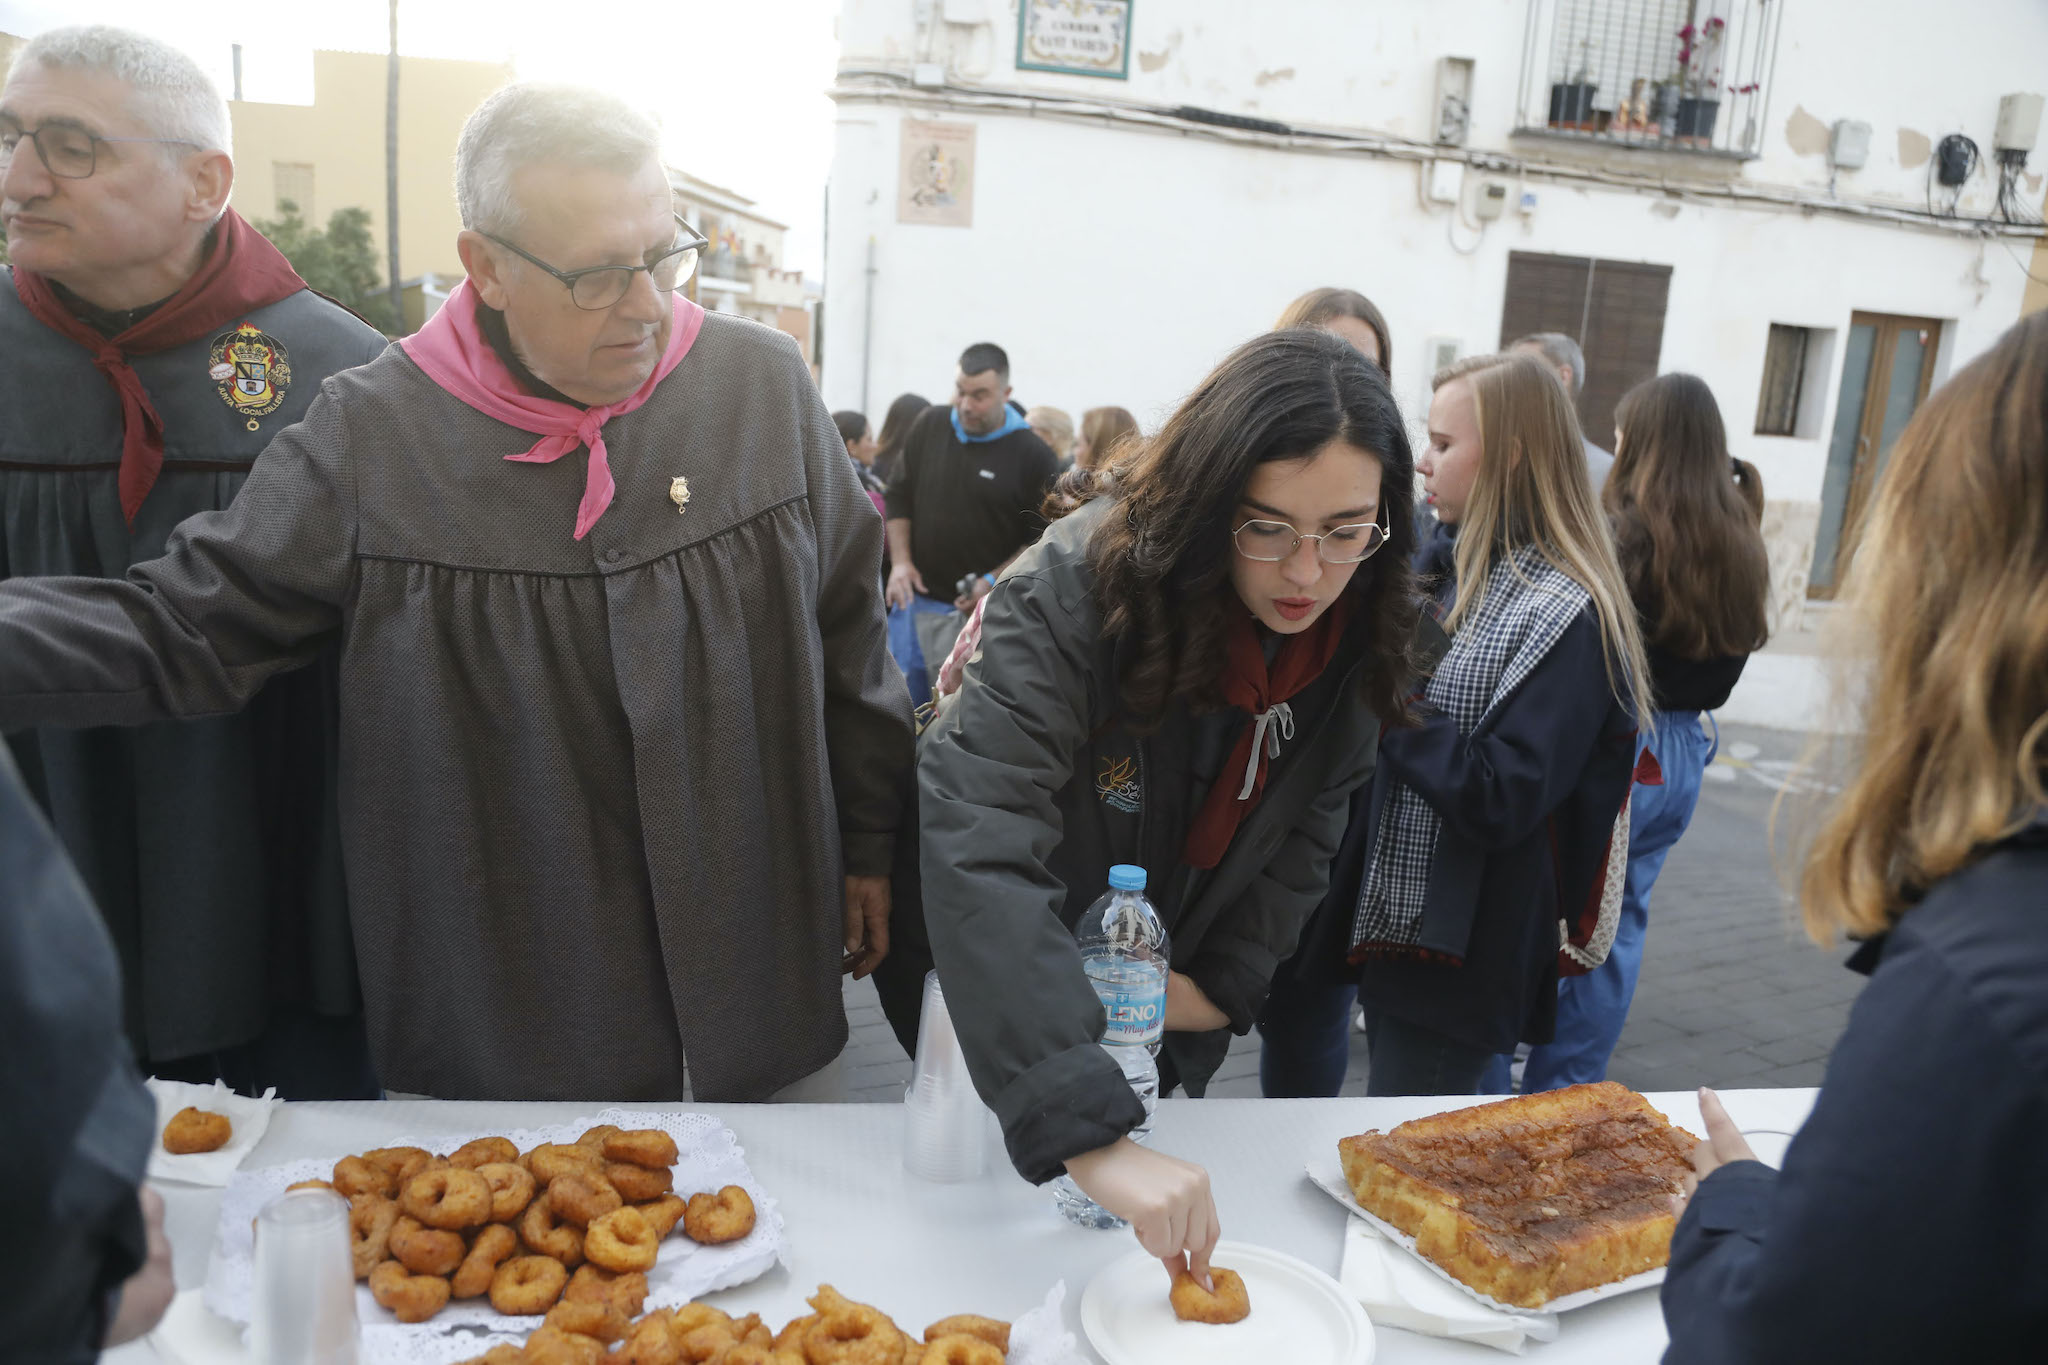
[1080,1239,1374,1365]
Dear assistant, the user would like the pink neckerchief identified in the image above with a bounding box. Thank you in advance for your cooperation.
[401,280,706,540]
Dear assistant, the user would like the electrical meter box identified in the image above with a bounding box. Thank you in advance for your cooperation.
[1995,93,2043,153]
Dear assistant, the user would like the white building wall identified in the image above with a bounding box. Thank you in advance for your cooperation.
[824,0,2046,614]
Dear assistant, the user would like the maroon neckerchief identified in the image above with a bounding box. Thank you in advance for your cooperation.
[1182,596,1354,869]
[11,209,306,526]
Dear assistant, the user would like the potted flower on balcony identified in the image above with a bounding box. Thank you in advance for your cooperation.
[1674,15,1726,146]
[1548,40,1599,132]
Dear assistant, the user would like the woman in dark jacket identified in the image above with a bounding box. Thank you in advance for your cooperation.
[897,328,1418,1276]
[1260,351,1650,1098]
[1662,310,2048,1363]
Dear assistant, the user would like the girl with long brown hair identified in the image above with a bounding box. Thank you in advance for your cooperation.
[1517,373,1771,1091]
[1262,351,1649,1097]
[1663,311,2048,1364]
[1275,286,1393,376]
[886,328,1418,1280]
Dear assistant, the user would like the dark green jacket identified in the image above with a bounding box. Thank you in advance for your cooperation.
[915,499,1384,1182]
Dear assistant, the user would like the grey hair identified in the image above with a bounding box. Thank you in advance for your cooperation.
[1511,331,1588,394]
[12,25,231,157]
[454,84,662,235]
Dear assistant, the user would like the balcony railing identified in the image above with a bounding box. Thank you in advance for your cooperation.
[1512,0,1783,159]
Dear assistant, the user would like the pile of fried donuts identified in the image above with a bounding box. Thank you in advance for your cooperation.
[454,1284,1012,1365]
[286,1124,757,1324]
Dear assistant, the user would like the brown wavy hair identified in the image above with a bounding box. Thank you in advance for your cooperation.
[1607,374,1772,661]
[1050,328,1419,732]
[1275,287,1392,378]
[1078,405,1139,472]
[1792,311,2048,942]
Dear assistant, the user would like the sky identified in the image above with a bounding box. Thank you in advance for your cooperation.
[0,0,846,276]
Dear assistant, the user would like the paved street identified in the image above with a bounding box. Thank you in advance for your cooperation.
[840,720,1865,1103]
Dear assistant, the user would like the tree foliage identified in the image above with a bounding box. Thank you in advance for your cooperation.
[253,201,399,334]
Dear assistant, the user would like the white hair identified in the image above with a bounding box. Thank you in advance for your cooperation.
[454,84,662,235]
[12,25,231,158]
[1512,331,1589,394]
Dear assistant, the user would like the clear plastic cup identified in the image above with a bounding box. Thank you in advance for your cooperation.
[249,1187,359,1364]
[903,970,989,1182]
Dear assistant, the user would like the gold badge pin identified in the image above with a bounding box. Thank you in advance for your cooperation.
[669,476,691,514]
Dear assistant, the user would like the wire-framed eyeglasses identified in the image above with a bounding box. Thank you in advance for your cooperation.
[1232,507,1390,565]
[0,117,199,180]
[479,213,709,311]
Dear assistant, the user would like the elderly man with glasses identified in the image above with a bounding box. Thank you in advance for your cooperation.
[0,80,915,1104]
[0,25,388,1100]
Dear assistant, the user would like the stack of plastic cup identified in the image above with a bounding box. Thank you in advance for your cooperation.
[902,970,990,1182]
[249,1187,360,1364]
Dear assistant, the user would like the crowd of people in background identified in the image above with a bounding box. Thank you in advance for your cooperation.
[6,20,2046,1360]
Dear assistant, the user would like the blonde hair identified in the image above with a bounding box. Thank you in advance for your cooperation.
[1432,352,1654,726]
[1026,405,1074,461]
[1791,311,2048,943]
[1078,405,1139,471]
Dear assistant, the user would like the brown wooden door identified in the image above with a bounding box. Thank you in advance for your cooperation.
[1807,312,1941,598]
[1498,251,1672,448]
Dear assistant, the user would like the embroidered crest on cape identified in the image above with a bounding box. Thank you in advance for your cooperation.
[209,322,291,420]
[1096,756,1141,814]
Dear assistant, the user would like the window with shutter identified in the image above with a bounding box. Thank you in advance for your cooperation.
[1498,250,1672,447]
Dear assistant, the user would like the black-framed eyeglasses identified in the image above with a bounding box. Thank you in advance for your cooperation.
[1233,507,1391,565]
[479,213,708,311]
[0,116,199,180]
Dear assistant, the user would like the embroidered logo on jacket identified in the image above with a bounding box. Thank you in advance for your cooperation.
[209,322,291,423]
[1096,756,1141,814]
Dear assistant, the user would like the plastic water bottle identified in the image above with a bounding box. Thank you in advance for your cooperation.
[1051,864,1169,1229]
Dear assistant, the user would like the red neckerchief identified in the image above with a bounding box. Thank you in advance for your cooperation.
[11,209,306,526]
[1182,595,1354,869]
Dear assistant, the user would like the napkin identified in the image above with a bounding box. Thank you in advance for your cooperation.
[144,1079,281,1186]
[1339,1218,1559,1354]
[1008,1280,1090,1365]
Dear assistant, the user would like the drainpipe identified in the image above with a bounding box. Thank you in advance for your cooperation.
[860,235,877,416]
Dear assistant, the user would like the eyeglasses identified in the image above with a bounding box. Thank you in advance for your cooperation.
[479,214,708,311]
[1233,508,1391,565]
[0,117,199,180]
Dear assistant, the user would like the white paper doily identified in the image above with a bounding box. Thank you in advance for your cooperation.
[200,1109,787,1365]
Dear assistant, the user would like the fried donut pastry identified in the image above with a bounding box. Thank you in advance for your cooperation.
[803,1286,905,1365]
[729,1313,772,1350]
[544,1298,631,1343]
[368,1260,451,1323]
[401,1168,493,1230]
[584,1206,659,1273]
[548,1169,623,1226]
[332,1155,396,1199]
[363,1146,435,1185]
[490,1254,570,1315]
[666,1303,733,1339]
[563,1265,650,1317]
[450,1223,520,1299]
[348,1194,400,1279]
[614,1313,684,1365]
[528,1142,602,1186]
[636,1194,688,1240]
[476,1161,538,1221]
[162,1107,233,1155]
[575,1123,624,1151]
[285,1178,334,1194]
[519,1196,585,1267]
[522,1324,606,1365]
[607,1160,675,1202]
[449,1135,520,1170]
[921,1335,1002,1365]
[682,1185,755,1245]
[453,1348,528,1365]
[773,1314,818,1356]
[922,1317,1009,1352]
[1169,1266,1251,1324]
[388,1215,466,1276]
[601,1129,679,1170]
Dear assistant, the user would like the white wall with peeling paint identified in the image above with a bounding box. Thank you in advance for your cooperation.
[824,0,2047,612]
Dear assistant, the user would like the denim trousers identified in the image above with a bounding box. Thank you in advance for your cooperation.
[1497,710,1717,1093]
[885,594,955,704]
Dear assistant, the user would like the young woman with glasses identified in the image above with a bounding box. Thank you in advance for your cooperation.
[1261,350,1651,1098]
[886,328,1418,1280]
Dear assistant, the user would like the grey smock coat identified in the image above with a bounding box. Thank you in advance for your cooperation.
[916,500,1384,1182]
[0,277,386,1069]
[0,312,915,1101]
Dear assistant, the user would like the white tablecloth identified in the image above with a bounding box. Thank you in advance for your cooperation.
[111,1088,1818,1364]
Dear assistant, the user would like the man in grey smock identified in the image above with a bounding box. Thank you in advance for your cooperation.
[0,83,914,1101]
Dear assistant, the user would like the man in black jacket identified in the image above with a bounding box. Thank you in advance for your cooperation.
[0,740,173,1359]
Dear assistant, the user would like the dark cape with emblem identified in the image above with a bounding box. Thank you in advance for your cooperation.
[0,273,388,1087]
[0,312,916,1102]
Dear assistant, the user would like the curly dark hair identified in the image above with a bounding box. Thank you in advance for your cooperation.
[1048,328,1419,731]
